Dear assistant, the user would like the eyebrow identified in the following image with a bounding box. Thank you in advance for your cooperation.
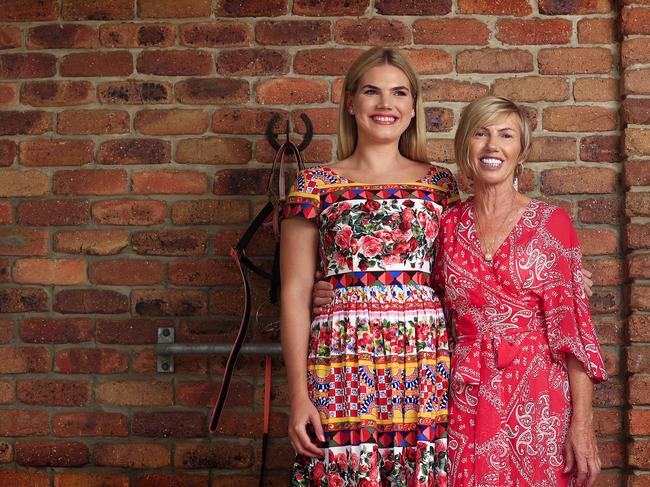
[361,84,411,92]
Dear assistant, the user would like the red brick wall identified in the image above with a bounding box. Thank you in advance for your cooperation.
[0,0,646,485]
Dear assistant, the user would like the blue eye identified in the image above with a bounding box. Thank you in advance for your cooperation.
[394,90,408,96]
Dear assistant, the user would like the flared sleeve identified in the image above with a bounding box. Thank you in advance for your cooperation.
[282,168,321,222]
[541,208,608,383]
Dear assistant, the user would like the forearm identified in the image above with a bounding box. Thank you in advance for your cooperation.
[281,289,311,401]
[567,355,594,425]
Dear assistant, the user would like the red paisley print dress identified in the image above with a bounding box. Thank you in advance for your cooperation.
[284,165,459,486]
[435,198,608,487]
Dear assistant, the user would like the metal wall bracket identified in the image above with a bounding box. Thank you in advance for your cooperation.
[157,327,175,373]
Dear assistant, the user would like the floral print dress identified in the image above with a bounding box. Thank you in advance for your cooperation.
[284,165,459,486]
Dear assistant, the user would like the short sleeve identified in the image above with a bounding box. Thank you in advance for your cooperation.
[282,168,321,222]
[428,166,460,211]
[542,208,608,383]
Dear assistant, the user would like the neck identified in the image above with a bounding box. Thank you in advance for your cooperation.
[350,134,404,171]
[473,179,519,215]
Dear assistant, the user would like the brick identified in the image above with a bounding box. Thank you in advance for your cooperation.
[629,315,650,343]
[590,287,621,313]
[0,141,15,165]
[626,224,650,250]
[459,0,531,14]
[18,380,90,406]
[0,83,17,106]
[413,19,488,45]
[256,78,328,104]
[176,380,252,408]
[176,137,251,164]
[0,27,20,49]
[594,377,625,406]
[539,48,612,74]
[630,375,650,405]
[21,318,92,344]
[256,20,329,45]
[497,19,572,45]
[135,109,209,135]
[58,109,130,135]
[627,473,650,487]
[16,441,88,467]
[630,439,650,468]
[171,200,248,225]
[426,139,455,164]
[93,443,170,468]
[402,49,452,74]
[622,6,650,35]
[292,108,337,135]
[54,289,128,314]
[0,228,48,256]
[19,140,94,167]
[625,160,650,187]
[0,204,10,224]
[27,24,97,49]
[579,196,622,224]
[629,409,650,436]
[580,135,620,163]
[135,474,208,487]
[137,50,213,76]
[629,254,650,279]
[181,22,249,49]
[0,409,49,436]
[577,228,618,255]
[0,169,49,196]
[61,52,133,77]
[543,106,616,132]
[97,139,171,165]
[622,38,650,68]
[574,78,618,102]
[376,0,451,14]
[623,98,650,125]
[578,18,616,44]
[175,443,253,469]
[13,259,86,285]
[132,289,208,316]
[422,79,488,102]
[0,319,14,343]
[0,53,56,78]
[212,108,288,135]
[96,381,173,406]
[217,48,290,76]
[56,349,128,374]
[139,0,211,17]
[584,258,625,286]
[627,193,650,218]
[54,230,129,256]
[21,82,95,108]
[0,110,52,135]
[293,0,365,15]
[92,199,167,225]
[55,473,130,487]
[256,138,332,164]
[98,80,172,104]
[625,128,650,157]
[528,137,576,162]
[492,77,569,102]
[335,19,411,46]
[18,199,89,225]
[632,285,650,311]
[169,260,238,286]
[132,230,208,256]
[133,170,207,194]
[96,318,173,344]
[457,49,533,73]
[213,168,270,196]
[293,48,363,76]
[100,23,175,48]
[0,346,50,372]
[0,0,57,21]
[541,167,617,194]
[539,0,613,14]
[62,0,134,20]
[133,412,207,437]
[624,69,650,95]
[176,78,249,104]
[0,381,13,403]
[90,259,164,285]
[629,346,650,374]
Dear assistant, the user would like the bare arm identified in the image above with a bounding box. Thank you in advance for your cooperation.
[280,217,324,457]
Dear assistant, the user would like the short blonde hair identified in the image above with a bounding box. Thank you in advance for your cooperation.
[454,96,532,180]
[337,47,428,163]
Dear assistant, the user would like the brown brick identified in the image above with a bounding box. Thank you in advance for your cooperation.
[413,19,488,45]
[0,53,56,78]
[92,199,167,225]
[0,27,20,48]
[497,19,572,44]
[580,135,619,162]
[627,192,650,218]
[630,315,650,343]
[212,108,288,135]
[133,412,207,437]
[630,375,650,405]
[217,48,290,76]
[623,98,650,125]
[0,0,57,21]
[0,204,11,223]
[58,109,130,135]
[98,80,172,105]
[19,140,94,167]
[132,230,208,256]
[61,52,133,77]
[459,0,532,15]
[0,228,48,256]
[0,346,50,372]
[256,78,328,104]
[173,200,248,225]
[0,319,14,343]
[293,48,363,76]
[543,106,616,132]
[62,0,134,19]
[18,199,89,225]
[133,170,207,194]
[176,380,252,408]
[376,0,450,14]
[213,168,270,196]
[96,381,173,406]
[0,409,48,436]
[16,441,88,467]
[539,0,613,14]
[629,253,650,279]
[630,409,650,436]
[335,19,410,45]
[589,287,621,314]
[175,443,253,469]
[0,381,14,403]
[629,346,650,374]
[577,228,618,255]
[631,438,650,468]
[27,24,97,49]
[176,78,249,105]
[180,21,251,47]
[539,47,612,74]
[135,474,208,487]
[422,79,488,102]
[54,230,129,256]
[100,23,175,48]
[578,196,622,224]
[55,473,130,487]
[256,20,329,45]
[13,258,86,285]
[578,18,616,44]
[457,49,533,73]
[583,257,624,286]
[139,0,211,18]
[632,285,650,311]
[96,318,173,344]
[0,169,49,196]
[132,289,208,316]
[622,38,650,68]
[93,443,170,468]
[54,413,128,437]
[56,349,128,374]
[426,139,455,164]
[626,223,650,250]
[573,78,618,101]
[624,69,650,95]
[54,289,128,314]
[176,137,251,165]
[137,50,213,76]
[21,318,92,344]
[292,108,338,135]
[293,0,365,15]
[492,77,569,102]
[402,49,452,74]
[625,160,650,187]
[541,167,617,194]
[625,128,650,157]
[135,109,209,135]
[90,259,165,285]
[18,379,90,406]
[0,110,52,135]
[0,83,18,106]
[169,260,237,286]
[20,81,95,106]
[255,138,332,164]
[97,139,171,165]
[622,6,650,35]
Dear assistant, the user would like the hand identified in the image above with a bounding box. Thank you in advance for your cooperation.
[581,268,593,297]
[312,270,335,314]
[564,419,600,487]
[288,397,325,458]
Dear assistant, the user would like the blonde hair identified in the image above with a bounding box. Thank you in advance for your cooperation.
[454,96,532,180]
[336,47,428,163]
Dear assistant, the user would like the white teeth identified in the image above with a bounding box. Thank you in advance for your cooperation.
[480,157,503,167]
[372,116,397,122]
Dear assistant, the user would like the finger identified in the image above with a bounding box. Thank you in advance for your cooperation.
[291,425,322,458]
[564,444,575,474]
[311,412,326,443]
[313,295,332,306]
[315,270,323,280]
[583,269,592,278]
[575,455,588,487]
[313,306,323,314]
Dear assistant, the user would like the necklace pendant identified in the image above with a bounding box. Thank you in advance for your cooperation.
[485,252,493,262]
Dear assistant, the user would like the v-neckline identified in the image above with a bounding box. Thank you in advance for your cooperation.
[468,197,535,264]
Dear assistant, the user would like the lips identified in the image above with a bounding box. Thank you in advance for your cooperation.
[479,157,503,169]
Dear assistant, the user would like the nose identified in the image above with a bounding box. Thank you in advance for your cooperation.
[377,92,391,109]
[485,133,498,151]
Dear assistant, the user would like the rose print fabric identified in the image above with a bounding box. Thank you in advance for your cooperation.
[284,165,459,486]
[434,199,607,486]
